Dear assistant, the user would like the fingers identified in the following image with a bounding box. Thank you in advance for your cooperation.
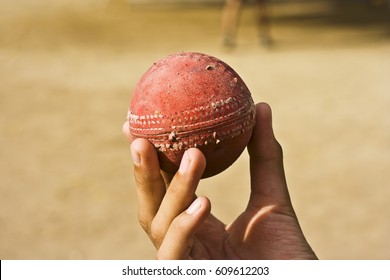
[247,103,291,206]
[124,121,175,184]
[130,132,207,249]
[157,196,211,260]
[248,103,281,162]
[152,148,206,247]
[122,121,132,141]
[131,138,167,234]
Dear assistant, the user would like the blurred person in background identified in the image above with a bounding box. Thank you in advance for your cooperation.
[222,0,272,48]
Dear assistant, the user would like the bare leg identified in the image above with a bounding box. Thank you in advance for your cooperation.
[221,0,243,47]
[256,0,273,46]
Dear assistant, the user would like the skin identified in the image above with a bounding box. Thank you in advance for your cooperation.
[123,102,317,260]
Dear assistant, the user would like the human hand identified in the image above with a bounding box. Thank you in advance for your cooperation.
[123,102,317,259]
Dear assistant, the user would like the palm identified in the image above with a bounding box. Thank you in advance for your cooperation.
[191,204,315,260]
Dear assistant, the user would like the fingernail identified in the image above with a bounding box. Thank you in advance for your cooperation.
[130,144,141,165]
[186,197,202,215]
[178,150,191,174]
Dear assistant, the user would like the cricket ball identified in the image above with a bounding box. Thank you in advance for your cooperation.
[128,52,256,178]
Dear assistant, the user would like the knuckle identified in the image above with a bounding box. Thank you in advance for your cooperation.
[275,140,284,159]
[138,213,150,233]
[134,168,164,193]
[149,220,165,248]
[138,215,165,249]
[170,215,186,231]
[170,214,193,239]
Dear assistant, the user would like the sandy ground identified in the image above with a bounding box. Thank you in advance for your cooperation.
[1,1,390,259]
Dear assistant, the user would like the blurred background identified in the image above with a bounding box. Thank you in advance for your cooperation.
[0,0,389,259]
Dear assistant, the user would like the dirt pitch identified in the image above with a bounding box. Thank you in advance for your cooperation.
[0,1,389,259]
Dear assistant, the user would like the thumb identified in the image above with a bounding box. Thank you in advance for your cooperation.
[247,103,291,207]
